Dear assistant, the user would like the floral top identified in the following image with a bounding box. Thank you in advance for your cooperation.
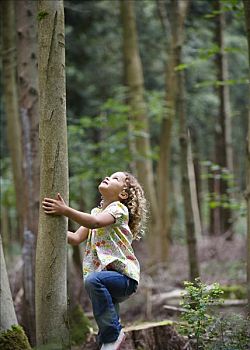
[82,201,140,282]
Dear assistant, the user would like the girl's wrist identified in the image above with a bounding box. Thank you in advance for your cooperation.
[62,205,69,216]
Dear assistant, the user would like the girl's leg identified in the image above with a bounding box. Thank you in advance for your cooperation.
[84,271,137,344]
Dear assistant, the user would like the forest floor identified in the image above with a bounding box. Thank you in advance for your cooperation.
[6,233,247,339]
[79,234,247,328]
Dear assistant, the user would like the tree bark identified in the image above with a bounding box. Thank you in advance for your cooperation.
[175,0,199,281]
[0,235,18,331]
[187,133,202,240]
[2,0,24,239]
[212,0,233,236]
[156,0,190,261]
[120,0,160,261]
[243,0,250,318]
[35,1,70,348]
[15,0,39,344]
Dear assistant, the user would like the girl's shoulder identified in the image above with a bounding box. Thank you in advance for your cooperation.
[105,201,128,212]
[104,201,129,222]
[91,207,102,215]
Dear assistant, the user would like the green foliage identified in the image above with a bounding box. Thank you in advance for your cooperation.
[179,279,250,349]
[0,325,31,350]
[37,11,48,21]
[69,304,91,345]
[220,284,247,299]
[68,90,133,209]
[201,160,246,216]
[206,314,250,350]
[179,278,224,349]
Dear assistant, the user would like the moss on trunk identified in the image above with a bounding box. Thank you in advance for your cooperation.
[0,325,31,350]
[69,305,91,345]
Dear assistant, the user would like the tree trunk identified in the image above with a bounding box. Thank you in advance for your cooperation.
[170,0,199,281]
[156,0,190,261]
[187,133,202,240]
[35,1,70,348]
[120,0,160,261]
[189,127,203,231]
[212,0,233,236]
[176,46,200,281]
[0,235,18,331]
[2,0,24,239]
[15,0,39,344]
[243,0,250,318]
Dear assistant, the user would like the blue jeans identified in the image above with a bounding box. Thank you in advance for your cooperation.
[84,270,138,344]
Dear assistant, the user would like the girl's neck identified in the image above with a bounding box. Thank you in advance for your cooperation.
[101,198,120,209]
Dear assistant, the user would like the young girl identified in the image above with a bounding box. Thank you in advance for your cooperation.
[42,171,147,350]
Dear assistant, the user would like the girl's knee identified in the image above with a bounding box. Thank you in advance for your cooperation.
[84,272,99,290]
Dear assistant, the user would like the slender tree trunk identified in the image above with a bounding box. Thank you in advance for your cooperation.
[212,0,233,236]
[189,127,203,231]
[2,0,24,239]
[187,133,202,240]
[120,0,160,261]
[156,0,190,261]
[35,1,70,348]
[243,0,250,318]
[15,0,39,344]
[175,0,199,280]
[0,235,18,330]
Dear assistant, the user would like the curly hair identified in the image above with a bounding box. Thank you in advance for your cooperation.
[121,172,148,240]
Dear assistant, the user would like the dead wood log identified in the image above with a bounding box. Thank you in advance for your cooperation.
[76,320,190,350]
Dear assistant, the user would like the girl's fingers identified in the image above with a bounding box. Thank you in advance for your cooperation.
[43,198,55,203]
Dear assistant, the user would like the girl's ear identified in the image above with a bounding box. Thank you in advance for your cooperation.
[119,190,128,200]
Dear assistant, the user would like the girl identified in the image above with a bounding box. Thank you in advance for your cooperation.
[42,171,147,350]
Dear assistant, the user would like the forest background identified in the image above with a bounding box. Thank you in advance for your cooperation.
[1,0,250,349]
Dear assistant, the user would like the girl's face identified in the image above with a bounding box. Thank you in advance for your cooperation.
[98,172,128,201]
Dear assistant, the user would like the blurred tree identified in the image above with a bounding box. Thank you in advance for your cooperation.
[172,0,200,281]
[2,0,23,240]
[243,0,250,318]
[153,0,199,264]
[210,0,233,237]
[0,234,18,331]
[35,0,70,348]
[15,0,39,343]
[120,0,160,261]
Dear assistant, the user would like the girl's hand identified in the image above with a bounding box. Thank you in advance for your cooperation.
[42,193,67,216]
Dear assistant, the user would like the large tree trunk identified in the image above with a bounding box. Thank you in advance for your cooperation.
[211,0,233,236]
[243,0,250,318]
[15,0,39,344]
[0,235,18,331]
[2,0,24,239]
[35,1,70,348]
[120,0,160,261]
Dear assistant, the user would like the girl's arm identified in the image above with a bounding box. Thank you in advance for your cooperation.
[42,193,115,228]
[68,226,89,245]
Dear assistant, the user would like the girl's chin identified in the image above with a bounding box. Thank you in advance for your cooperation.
[98,184,108,194]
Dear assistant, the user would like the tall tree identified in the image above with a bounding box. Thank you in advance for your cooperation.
[35,0,70,348]
[120,0,160,259]
[2,0,23,238]
[210,0,233,236]
[156,0,192,260]
[243,0,250,318]
[175,0,200,281]
[15,0,39,344]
